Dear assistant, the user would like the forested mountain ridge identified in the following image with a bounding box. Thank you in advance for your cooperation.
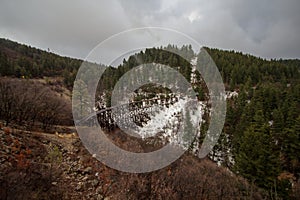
[201,49,299,198]
[205,48,300,88]
[0,38,300,199]
[1,38,299,89]
[0,38,82,88]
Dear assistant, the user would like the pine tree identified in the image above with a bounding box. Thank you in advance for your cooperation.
[234,109,280,190]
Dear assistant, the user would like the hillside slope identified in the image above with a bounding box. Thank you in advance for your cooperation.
[0,38,300,199]
[0,126,268,200]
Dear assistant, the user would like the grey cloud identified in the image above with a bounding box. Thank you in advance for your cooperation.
[0,0,130,59]
[227,0,300,43]
[224,0,300,57]
[0,0,299,62]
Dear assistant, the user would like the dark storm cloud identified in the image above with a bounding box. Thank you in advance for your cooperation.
[226,0,300,58]
[0,0,299,63]
[0,0,130,59]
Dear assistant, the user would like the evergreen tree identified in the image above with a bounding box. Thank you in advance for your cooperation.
[235,109,280,190]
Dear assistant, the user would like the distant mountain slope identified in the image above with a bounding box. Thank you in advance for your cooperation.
[0,38,83,87]
[1,37,298,90]
[204,47,300,89]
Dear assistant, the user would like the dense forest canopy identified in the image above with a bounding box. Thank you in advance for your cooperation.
[0,38,299,199]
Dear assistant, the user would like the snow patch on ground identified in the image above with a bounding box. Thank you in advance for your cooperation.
[190,57,198,84]
[137,97,204,149]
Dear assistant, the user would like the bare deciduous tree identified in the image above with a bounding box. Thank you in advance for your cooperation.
[0,78,72,130]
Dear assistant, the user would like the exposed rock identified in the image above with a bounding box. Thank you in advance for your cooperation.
[82,176,88,181]
[75,182,83,191]
[96,186,103,194]
[96,194,103,200]
[83,167,92,174]
[91,179,99,187]
[51,181,58,186]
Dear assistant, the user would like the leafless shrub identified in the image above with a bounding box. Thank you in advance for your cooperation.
[0,78,72,130]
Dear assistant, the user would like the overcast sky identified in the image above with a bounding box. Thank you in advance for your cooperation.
[1,0,299,64]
